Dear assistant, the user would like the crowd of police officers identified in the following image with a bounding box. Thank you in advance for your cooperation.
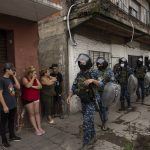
[67,53,150,149]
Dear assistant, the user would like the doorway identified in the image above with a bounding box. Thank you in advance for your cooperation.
[0,29,14,75]
[128,55,143,68]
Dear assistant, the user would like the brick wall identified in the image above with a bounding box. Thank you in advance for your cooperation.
[52,0,60,4]
[0,14,39,79]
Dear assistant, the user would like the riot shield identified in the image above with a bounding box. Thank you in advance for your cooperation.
[101,82,121,108]
[127,74,138,98]
[144,72,150,88]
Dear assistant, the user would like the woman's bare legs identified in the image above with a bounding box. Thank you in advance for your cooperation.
[25,102,41,135]
[34,100,45,133]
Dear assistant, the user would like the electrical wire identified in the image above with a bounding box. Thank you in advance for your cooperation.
[130,20,134,43]
[67,3,78,46]
[67,2,83,46]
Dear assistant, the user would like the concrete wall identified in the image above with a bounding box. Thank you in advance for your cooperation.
[0,14,39,78]
[38,16,69,98]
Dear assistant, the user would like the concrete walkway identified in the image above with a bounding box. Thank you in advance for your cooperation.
[1,96,150,150]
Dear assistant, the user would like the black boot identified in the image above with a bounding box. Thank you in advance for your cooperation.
[127,100,132,110]
[141,98,144,104]
[136,97,140,102]
[2,138,11,148]
[118,102,125,111]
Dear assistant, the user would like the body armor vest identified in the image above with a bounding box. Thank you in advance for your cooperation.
[97,69,110,92]
[118,68,128,84]
[136,67,145,79]
[75,72,95,103]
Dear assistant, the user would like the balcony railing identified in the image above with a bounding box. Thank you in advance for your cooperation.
[110,0,129,13]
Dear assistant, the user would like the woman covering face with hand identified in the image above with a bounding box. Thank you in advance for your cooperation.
[21,66,45,136]
[40,68,57,124]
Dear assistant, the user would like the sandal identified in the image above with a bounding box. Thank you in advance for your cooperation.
[39,128,45,134]
[35,130,42,136]
[48,119,55,125]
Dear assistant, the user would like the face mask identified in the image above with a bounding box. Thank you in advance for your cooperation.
[98,66,103,70]
[120,64,124,67]
[137,61,142,66]
[79,64,87,71]
[97,63,103,70]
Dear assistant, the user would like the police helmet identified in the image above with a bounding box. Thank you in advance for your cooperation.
[119,57,127,64]
[119,57,128,66]
[137,57,143,66]
[96,57,108,70]
[76,53,92,70]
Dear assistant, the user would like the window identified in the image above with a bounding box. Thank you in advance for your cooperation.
[89,50,111,69]
[129,0,140,19]
[129,7,138,18]
[140,7,149,24]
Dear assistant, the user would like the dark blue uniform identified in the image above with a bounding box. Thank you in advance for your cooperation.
[71,70,98,145]
[115,66,133,108]
[134,66,147,101]
[94,68,114,124]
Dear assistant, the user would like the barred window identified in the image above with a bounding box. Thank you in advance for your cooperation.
[89,50,111,69]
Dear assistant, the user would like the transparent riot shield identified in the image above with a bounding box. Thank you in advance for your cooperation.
[101,82,121,108]
[128,74,138,100]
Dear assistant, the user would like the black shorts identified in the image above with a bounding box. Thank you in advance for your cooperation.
[22,100,33,105]
[22,99,39,106]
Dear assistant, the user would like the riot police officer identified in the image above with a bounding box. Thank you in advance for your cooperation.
[134,58,147,104]
[95,57,114,130]
[84,57,115,131]
[145,59,150,71]
[67,53,97,148]
[145,59,150,96]
[115,57,133,111]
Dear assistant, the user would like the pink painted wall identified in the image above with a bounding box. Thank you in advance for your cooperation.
[0,14,39,79]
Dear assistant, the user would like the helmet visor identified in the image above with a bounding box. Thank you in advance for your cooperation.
[96,57,104,64]
[138,58,143,62]
[76,54,89,65]
[121,57,127,62]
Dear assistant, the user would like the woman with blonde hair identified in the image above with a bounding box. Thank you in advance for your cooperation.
[21,66,45,135]
[40,68,56,124]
